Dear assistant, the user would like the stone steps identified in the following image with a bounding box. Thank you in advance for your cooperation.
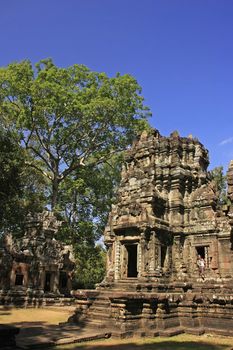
[82,319,112,329]
[80,295,112,328]
[89,299,110,307]
[86,310,111,320]
[158,326,184,337]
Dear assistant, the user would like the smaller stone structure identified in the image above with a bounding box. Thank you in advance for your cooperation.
[0,211,75,306]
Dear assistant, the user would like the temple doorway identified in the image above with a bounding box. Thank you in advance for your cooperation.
[15,273,24,286]
[126,244,138,277]
[59,271,68,289]
[161,246,167,267]
[196,246,210,268]
[44,272,51,292]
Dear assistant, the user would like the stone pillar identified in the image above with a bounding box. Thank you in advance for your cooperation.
[172,235,186,277]
[140,236,146,277]
[156,302,166,330]
[114,240,121,280]
[50,271,55,292]
[137,242,142,277]
[110,298,127,332]
[39,269,45,291]
[23,266,29,288]
[218,237,232,277]
[210,239,219,273]
[163,245,172,273]
[169,175,184,226]
[53,271,60,294]
[146,232,161,277]
[106,243,113,270]
[141,301,156,331]
[227,160,233,204]
[148,232,156,274]
[227,161,233,270]
[10,268,15,287]
[121,244,128,278]
[67,274,72,292]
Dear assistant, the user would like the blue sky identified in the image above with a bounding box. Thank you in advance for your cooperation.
[1,0,233,170]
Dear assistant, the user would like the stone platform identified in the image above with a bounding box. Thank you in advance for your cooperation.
[69,280,233,338]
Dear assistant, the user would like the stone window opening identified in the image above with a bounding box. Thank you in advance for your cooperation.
[196,246,210,268]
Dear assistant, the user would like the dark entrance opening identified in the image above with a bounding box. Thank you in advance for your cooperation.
[44,272,51,292]
[196,246,205,259]
[126,245,138,277]
[59,271,68,289]
[161,246,167,267]
[15,274,24,286]
[196,246,210,268]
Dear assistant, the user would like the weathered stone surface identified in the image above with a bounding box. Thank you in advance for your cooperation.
[70,129,233,337]
[0,211,75,305]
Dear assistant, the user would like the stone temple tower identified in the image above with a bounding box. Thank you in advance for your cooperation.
[103,129,232,284]
[71,129,233,338]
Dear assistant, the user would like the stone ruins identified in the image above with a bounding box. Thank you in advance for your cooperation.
[0,211,75,306]
[70,129,233,337]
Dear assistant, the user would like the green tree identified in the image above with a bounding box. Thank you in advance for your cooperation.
[0,127,24,233]
[73,244,106,289]
[209,166,228,205]
[0,58,150,210]
[0,127,46,234]
[57,154,122,244]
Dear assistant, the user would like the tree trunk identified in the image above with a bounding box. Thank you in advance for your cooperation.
[51,177,59,211]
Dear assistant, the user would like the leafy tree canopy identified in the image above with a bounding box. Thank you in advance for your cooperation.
[0,127,46,235]
[209,166,228,205]
[0,127,23,233]
[73,244,106,289]
[0,58,151,210]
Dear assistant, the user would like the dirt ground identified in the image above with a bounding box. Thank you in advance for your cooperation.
[0,305,74,325]
[0,307,233,350]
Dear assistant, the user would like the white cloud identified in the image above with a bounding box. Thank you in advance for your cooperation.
[219,137,233,146]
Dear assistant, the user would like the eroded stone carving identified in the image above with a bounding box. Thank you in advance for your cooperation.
[102,129,233,282]
[0,211,75,304]
[70,129,233,337]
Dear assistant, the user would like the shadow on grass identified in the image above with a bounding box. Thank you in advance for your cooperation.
[63,340,231,350]
[2,318,230,350]
[11,321,93,346]
[0,305,12,316]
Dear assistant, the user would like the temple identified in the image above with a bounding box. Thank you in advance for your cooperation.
[0,211,75,306]
[70,129,233,337]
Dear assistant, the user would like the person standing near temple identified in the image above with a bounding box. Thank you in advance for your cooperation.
[197,255,205,279]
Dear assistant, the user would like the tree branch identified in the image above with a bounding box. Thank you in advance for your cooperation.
[25,161,53,181]
[6,96,21,111]
[27,146,54,173]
